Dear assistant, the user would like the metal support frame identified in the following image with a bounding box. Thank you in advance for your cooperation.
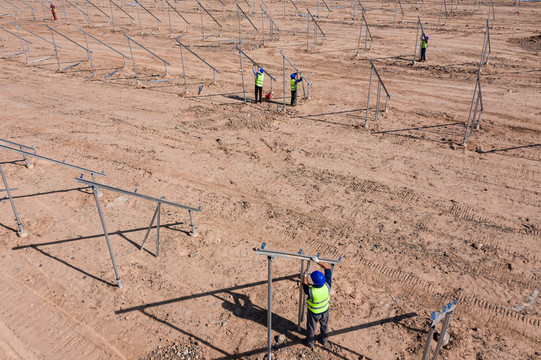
[422,300,457,360]
[0,163,26,237]
[0,25,31,60]
[260,5,280,45]
[165,0,188,37]
[256,243,341,360]
[74,176,202,287]
[473,0,481,12]
[80,29,128,78]
[196,0,221,40]
[109,0,134,30]
[436,0,448,30]
[306,8,325,50]
[4,0,21,18]
[135,0,160,34]
[124,34,171,84]
[352,0,365,24]
[283,0,299,18]
[176,39,220,93]
[316,0,331,18]
[462,72,483,146]
[237,3,257,40]
[46,24,92,72]
[86,0,110,25]
[487,0,495,29]
[236,45,276,103]
[414,0,424,10]
[412,15,425,63]
[393,0,403,26]
[64,0,88,23]
[14,0,37,21]
[364,59,390,127]
[513,0,520,15]
[479,20,490,70]
[355,11,373,55]
[279,49,312,111]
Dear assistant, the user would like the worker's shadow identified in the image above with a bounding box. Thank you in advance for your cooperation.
[215,291,304,342]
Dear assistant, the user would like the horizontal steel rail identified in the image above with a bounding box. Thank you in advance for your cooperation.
[235,45,275,81]
[175,39,219,73]
[0,138,34,150]
[256,243,341,264]
[75,177,202,212]
[80,29,128,58]
[0,144,105,176]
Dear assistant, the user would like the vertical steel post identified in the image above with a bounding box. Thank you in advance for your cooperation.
[469,83,481,137]
[306,13,309,50]
[156,203,161,257]
[140,204,159,251]
[14,24,28,63]
[168,2,172,37]
[189,209,197,236]
[83,32,95,76]
[110,0,115,30]
[365,65,373,127]
[127,38,139,84]
[261,6,265,45]
[0,164,26,237]
[282,55,286,110]
[50,28,61,72]
[421,325,435,360]
[364,14,368,50]
[237,6,242,43]
[301,261,310,322]
[200,4,204,40]
[462,74,479,145]
[393,0,397,26]
[19,146,32,169]
[92,185,122,288]
[136,1,142,34]
[180,44,187,93]
[375,81,381,121]
[239,50,246,102]
[267,256,273,360]
[432,312,451,360]
[413,17,420,63]
[356,20,362,56]
[297,259,305,331]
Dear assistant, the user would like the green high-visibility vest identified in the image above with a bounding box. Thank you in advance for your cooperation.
[256,73,264,87]
[421,39,428,49]
[291,79,297,91]
[307,283,330,314]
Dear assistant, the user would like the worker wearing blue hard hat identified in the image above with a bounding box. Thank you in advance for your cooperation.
[302,256,332,348]
[420,33,429,62]
[253,67,265,103]
[290,72,303,106]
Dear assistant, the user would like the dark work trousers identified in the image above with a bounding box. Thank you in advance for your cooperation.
[306,310,329,346]
[255,85,262,103]
[291,89,297,106]
[420,47,426,61]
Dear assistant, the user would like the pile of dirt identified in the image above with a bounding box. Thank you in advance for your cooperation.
[513,34,541,51]
[141,338,205,360]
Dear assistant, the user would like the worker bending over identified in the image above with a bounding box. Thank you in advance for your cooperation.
[290,72,303,106]
[302,257,332,348]
[253,67,264,103]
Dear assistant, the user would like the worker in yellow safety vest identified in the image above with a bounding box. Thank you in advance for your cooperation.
[253,67,264,103]
[290,72,303,106]
[420,34,428,62]
[302,257,332,348]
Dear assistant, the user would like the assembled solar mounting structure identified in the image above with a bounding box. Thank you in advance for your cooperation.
[260,5,280,45]
[125,34,173,84]
[392,0,403,26]
[412,15,425,64]
[0,141,106,238]
[109,0,135,31]
[356,10,373,55]
[196,0,222,40]
[422,300,457,360]
[75,176,202,288]
[255,243,341,360]
[279,49,313,111]
[306,8,325,50]
[176,39,220,94]
[237,3,258,41]
[47,24,92,72]
[364,59,390,127]
[436,0,448,30]
[80,29,128,78]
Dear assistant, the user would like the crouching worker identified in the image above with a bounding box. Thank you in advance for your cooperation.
[302,257,332,348]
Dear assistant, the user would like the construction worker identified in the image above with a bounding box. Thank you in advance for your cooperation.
[302,257,332,348]
[290,72,303,106]
[50,4,57,21]
[420,34,428,62]
[253,67,264,103]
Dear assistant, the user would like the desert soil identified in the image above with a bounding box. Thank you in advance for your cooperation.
[0,0,540,359]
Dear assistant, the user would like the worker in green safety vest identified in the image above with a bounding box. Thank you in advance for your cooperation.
[302,256,332,348]
[290,72,303,106]
[253,67,264,103]
[420,33,429,62]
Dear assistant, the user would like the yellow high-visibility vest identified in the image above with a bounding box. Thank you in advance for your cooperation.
[256,73,264,87]
[291,79,297,91]
[306,283,330,314]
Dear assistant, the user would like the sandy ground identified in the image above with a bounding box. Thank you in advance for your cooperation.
[0,0,540,359]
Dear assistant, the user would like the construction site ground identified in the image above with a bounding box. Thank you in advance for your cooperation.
[0,0,540,359]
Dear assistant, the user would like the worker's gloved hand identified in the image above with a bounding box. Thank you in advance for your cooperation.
[303,271,310,278]
[311,256,320,264]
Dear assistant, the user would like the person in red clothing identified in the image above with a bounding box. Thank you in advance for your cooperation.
[50,4,57,21]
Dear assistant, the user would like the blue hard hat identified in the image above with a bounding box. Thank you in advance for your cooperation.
[260,68,264,73]
[291,73,296,79]
[311,271,326,286]
[426,36,429,39]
